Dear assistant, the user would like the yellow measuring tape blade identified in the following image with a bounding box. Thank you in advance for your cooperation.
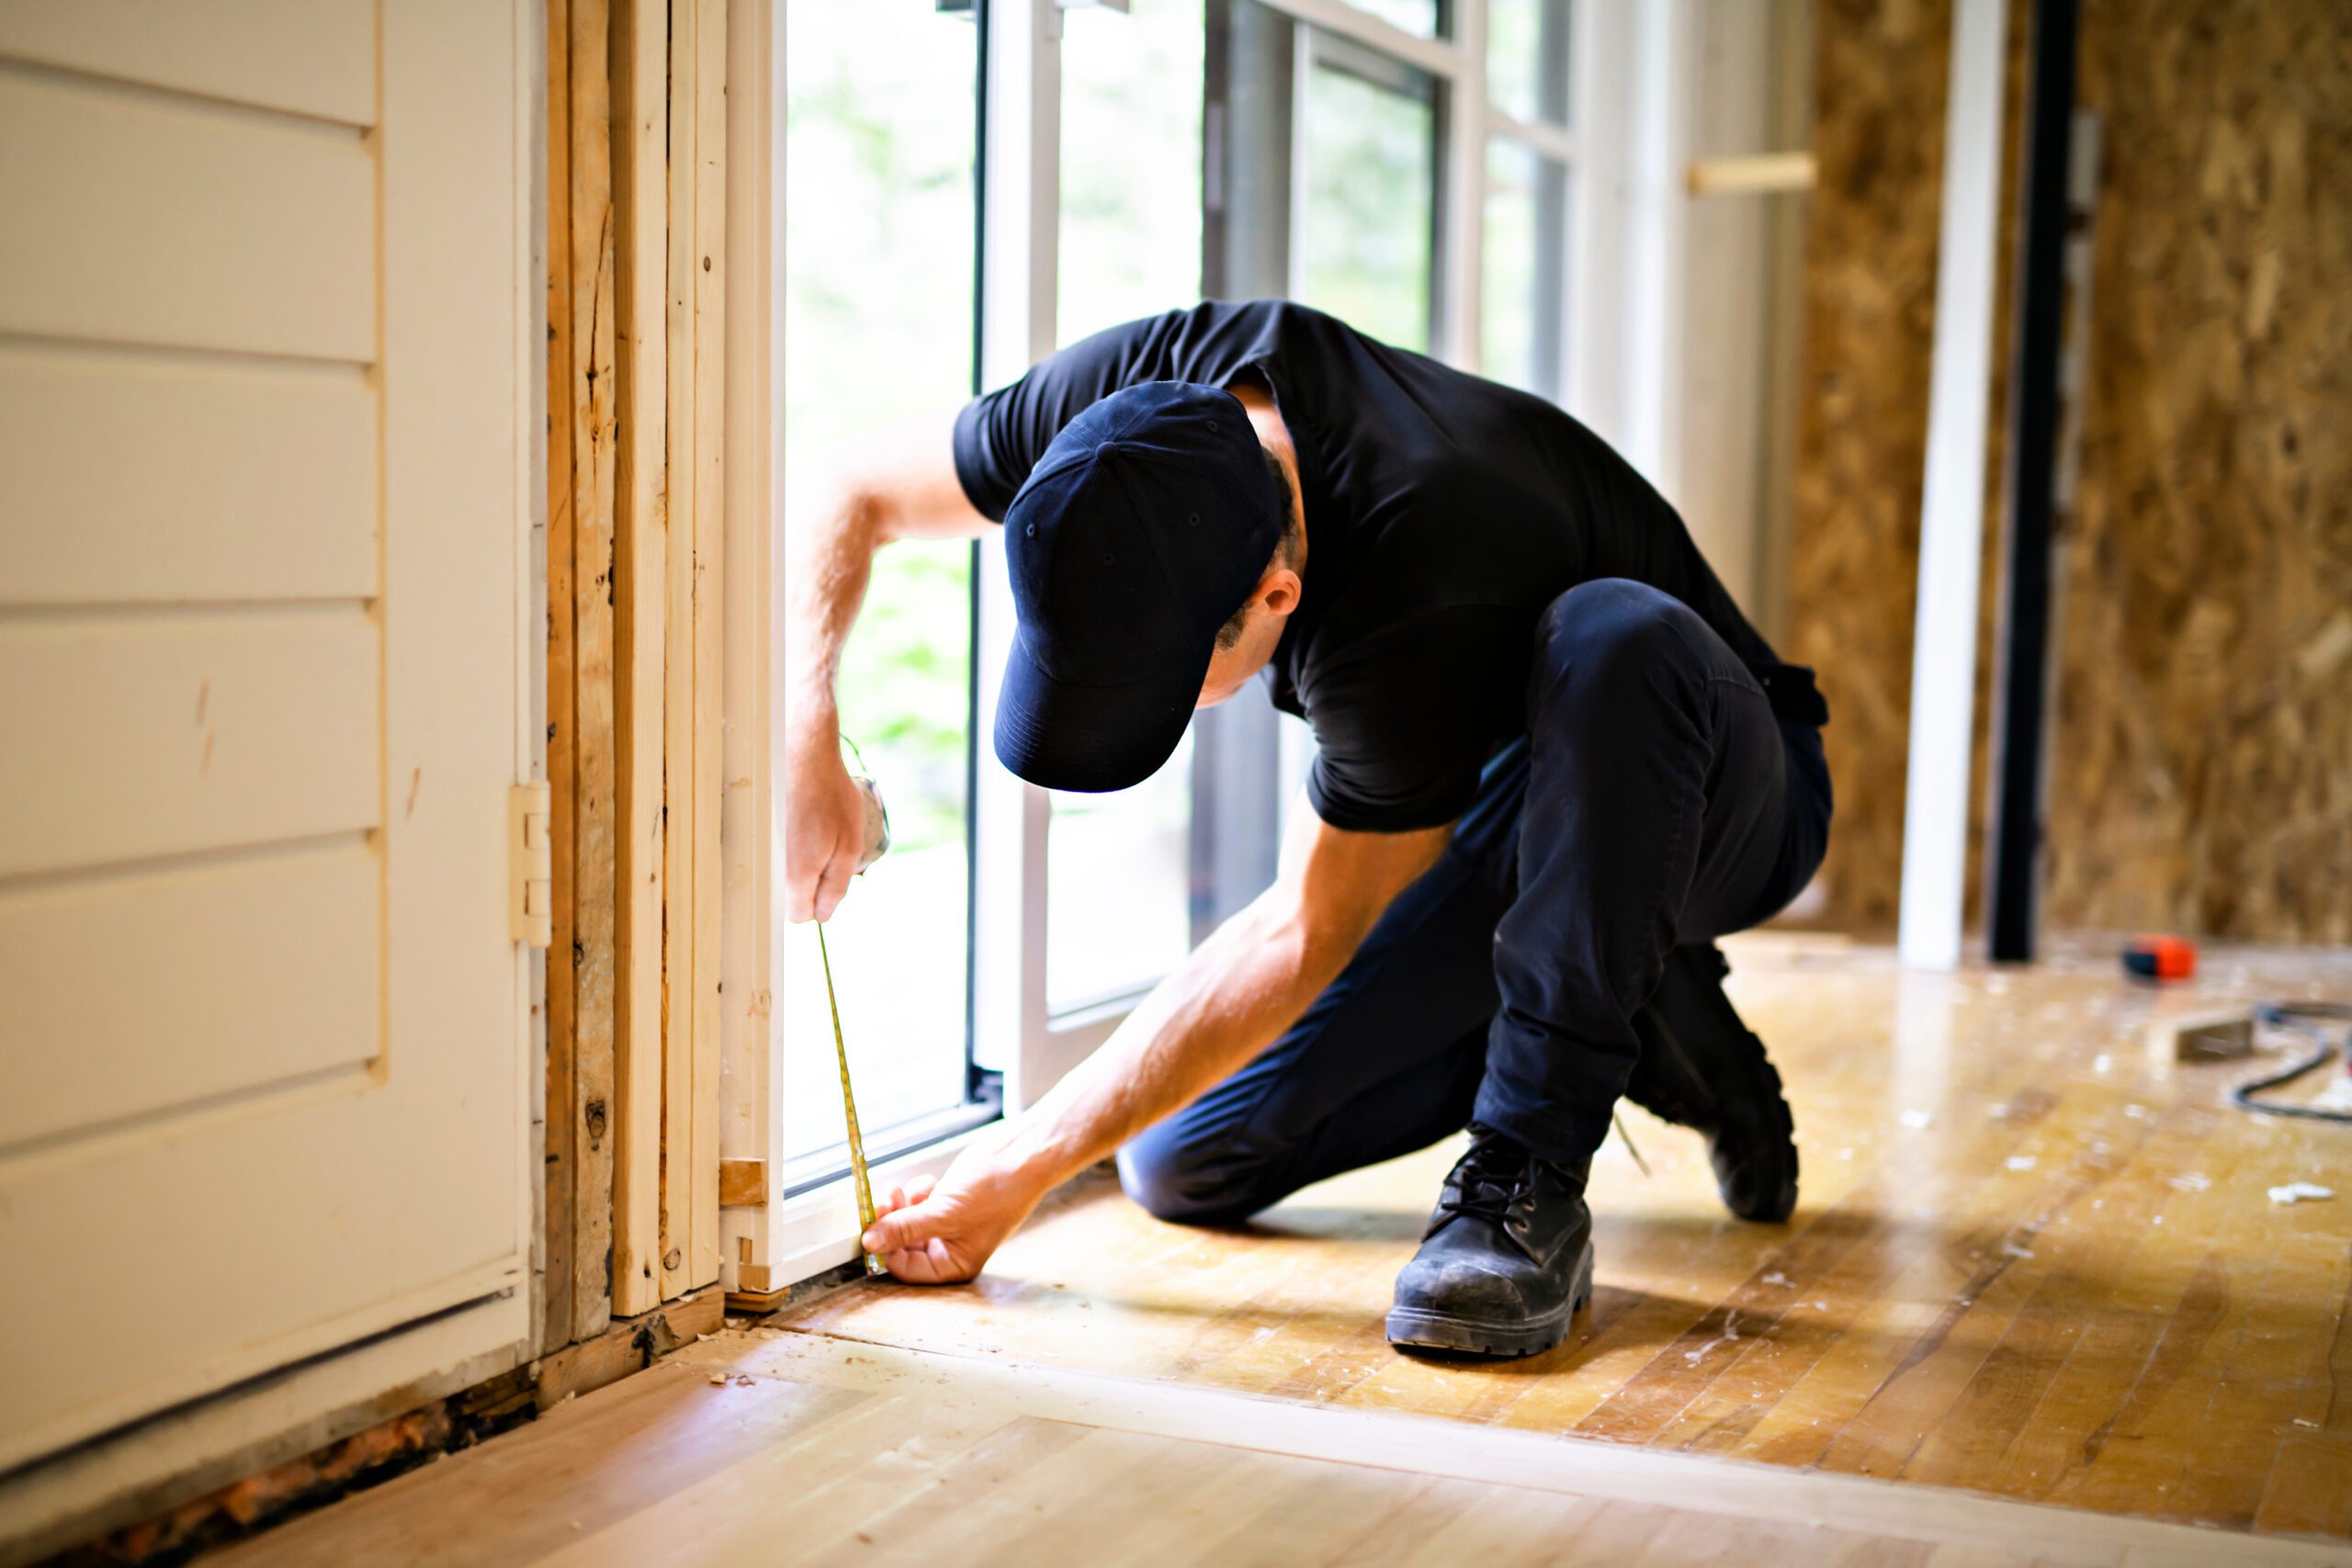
[816,922,889,1278]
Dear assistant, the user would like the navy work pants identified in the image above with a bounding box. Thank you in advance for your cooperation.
[1119,579,1833,1224]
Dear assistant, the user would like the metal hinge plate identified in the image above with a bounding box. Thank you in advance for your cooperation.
[511,781,552,948]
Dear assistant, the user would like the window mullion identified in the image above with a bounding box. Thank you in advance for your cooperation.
[1255,0,1465,79]
[973,0,1064,1108]
[1486,107,1577,165]
[1440,0,1486,369]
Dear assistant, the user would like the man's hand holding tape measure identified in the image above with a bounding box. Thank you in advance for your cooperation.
[782,724,875,926]
[781,697,1031,1283]
[858,1148,1041,1284]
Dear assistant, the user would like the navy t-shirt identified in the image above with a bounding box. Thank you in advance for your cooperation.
[952,299,1804,833]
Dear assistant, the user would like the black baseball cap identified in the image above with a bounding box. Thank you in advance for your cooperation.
[995,381,1285,793]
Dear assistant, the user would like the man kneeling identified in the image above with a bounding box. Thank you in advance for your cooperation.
[784,301,1832,1358]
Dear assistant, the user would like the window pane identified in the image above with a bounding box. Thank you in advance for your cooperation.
[780,1,978,1165]
[1487,0,1572,127]
[1046,732,1198,1013]
[1297,46,1437,354]
[1047,0,1205,1016]
[1482,139,1569,400]
[1061,0,1204,343]
[1347,0,1443,40]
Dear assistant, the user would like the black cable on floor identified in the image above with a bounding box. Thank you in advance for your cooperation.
[2232,1002,2352,1124]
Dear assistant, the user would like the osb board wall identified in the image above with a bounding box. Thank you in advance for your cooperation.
[1782,0,1962,934]
[2044,0,2352,942]
[1788,0,2349,943]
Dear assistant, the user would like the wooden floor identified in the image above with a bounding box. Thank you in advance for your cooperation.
[782,937,2352,1543]
[210,939,2352,1563]
[214,1329,2347,1567]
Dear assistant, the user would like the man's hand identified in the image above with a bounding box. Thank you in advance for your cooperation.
[779,409,991,924]
[860,1136,1045,1283]
[783,742,869,924]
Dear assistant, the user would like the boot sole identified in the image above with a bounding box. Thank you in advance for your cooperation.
[1385,1240,1595,1359]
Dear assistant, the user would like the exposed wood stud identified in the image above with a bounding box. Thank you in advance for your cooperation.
[610,0,669,1321]
[660,0,701,1309]
[685,0,729,1293]
[565,0,619,1346]
[541,0,579,1358]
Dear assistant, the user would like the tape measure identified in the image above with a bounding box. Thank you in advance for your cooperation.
[820,772,892,1278]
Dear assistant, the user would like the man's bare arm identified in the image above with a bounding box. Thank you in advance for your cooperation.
[784,408,992,922]
[859,803,1452,1281]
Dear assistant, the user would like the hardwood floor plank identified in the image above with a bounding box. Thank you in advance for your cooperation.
[759,943,2352,1543]
[214,942,2352,1563]
[779,1415,1091,1561]
[1143,1438,1430,1568]
[1162,1461,1450,1568]
[1896,1107,2214,1491]
[1725,1083,2113,1469]
[537,1382,1016,1566]
[1809,1108,2176,1479]
[1370,1481,1606,1568]
[210,1364,865,1567]
[2039,1124,2291,1516]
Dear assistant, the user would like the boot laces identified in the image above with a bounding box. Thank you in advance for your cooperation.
[1441,1128,1538,1228]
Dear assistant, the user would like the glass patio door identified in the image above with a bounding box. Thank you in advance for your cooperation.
[777,0,989,1187]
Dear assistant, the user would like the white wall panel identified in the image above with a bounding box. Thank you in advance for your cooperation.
[0,66,374,359]
[0,610,379,879]
[0,344,378,604]
[0,0,376,126]
[0,841,380,1150]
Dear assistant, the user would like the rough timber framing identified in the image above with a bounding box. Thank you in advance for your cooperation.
[611,0,670,1321]
[688,0,729,1301]
[660,0,699,1310]
[542,0,580,1358]
[547,0,724,1330]
[556,0,620,1348]
[663,0,729,1300]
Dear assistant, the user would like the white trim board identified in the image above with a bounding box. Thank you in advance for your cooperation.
[1898,0,2010,971]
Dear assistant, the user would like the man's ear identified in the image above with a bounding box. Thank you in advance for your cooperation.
[1259,566,1304,620]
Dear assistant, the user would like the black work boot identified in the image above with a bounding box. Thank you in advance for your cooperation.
[1624,942,1799,1223]
[1385,1125,1595,1359]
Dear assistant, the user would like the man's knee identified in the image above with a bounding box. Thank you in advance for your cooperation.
[1116,1127,1274,1226]
[1533,579,1706,701]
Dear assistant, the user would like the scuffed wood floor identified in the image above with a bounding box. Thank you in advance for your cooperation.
[213,939,2352,1563]
[214,1326,2348,1566]
[782,937,2352,1544]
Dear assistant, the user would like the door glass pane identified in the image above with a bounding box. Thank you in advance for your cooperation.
[1297,42,1437,354]
[1061,0,1204,343]
[1046,733,1198,1013]
[1482,139,1569,400]
[780,1,978,1167]
[1487,0,1572,127]
[1047,0,1205,1016]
